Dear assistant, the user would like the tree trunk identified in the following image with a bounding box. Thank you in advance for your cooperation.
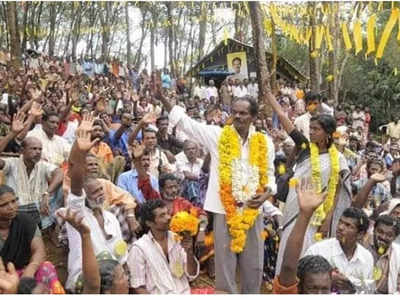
[6,1,21,68]
[234,4,246,42]
[48,3,57,56]
[99,2,111,60]
[198,2,207,61]
[249,2,271,116]
[21,2,30,53]
[134,7,148,70]
[71,3,82,60]
[125,4,132,64]
[149,5,157,72]
[270,17,278,92]
[308,2,320,93]
[166,2,175,76]
[328,2,339,104]
[163,32,168,69]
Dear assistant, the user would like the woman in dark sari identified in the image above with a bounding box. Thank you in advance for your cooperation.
[0,185,64,294]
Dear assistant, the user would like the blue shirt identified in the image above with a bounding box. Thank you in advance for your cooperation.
[117,169,159,204]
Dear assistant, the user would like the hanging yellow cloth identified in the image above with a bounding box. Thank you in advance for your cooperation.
[376,8,399,59]
[264,19,272,36]
[315,25,324,50]
[342,22,352,50]
[223,28,229,46]
[325,26,333,52]
[353,20,363,55]
[367,14,376,56]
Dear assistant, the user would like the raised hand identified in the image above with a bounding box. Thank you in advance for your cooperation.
[371,173,386,183]
[0,257,19,294]
[295,177,327,217]
[131,141,146,159]
[11,111,27,134]
[140,112,157,126]
[29,101,43,118]
[56,208,90,236]
[76,114,98,152]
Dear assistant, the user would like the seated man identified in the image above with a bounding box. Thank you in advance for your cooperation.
[175,140,203,206]
[0,113,63,228]
[127,200,199,294]
[65,116,127,292]
[273,179,332,294]
[304,207,374,293]
[90,120,114,164]
[117,147,159,204]
[365,215,400,294]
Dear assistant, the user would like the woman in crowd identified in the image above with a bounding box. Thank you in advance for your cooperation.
[264,88,352,273]
[0,185,65,294]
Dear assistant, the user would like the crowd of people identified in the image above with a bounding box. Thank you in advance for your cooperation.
[0,49,400,295]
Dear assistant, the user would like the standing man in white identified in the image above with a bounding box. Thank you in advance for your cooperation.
[156,85,276,293]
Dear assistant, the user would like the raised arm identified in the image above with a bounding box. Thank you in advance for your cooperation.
[128,112,156,146]
[0,111,29,154]
[352,173,385,209]
[22,233,46,278]
[277,179,326,288]
[57,208,100,294]
[69,114,98,195]
[264,88,295,134]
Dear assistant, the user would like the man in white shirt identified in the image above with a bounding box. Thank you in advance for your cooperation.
[65,117,127,292]
[175,140,203,205]
[247,77,259,99]
[27,111,71,167]
[304,207,374,294]
[158,88,276,293]
[128,200,199,294]
[206,80,218,101]
[232,79,248,98]
[294,92,322,140]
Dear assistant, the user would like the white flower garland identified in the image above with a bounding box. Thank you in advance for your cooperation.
[231,158,260,210]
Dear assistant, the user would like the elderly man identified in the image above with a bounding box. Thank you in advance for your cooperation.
[64,115,127,292]
[0,112,63,228]
[175,140,203,206]
[157,85,276,293]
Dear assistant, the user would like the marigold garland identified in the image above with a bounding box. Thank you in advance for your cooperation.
[169,211,200,237]
[309,143,340,240]
[218,125,269,253]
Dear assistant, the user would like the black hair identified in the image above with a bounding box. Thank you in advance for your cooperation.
[366,157,384,170]
[42,110,59,122]
[17,277,37,294]
[310,114,337,147]
[342,207,369,233]
[98,259,119,294]
[297,255,332,291]
[374,215,400,237]
[232,57,241,64]
[139,199,166,230]
[93,119,103,127]
[304,92,321,104]
[233,96,259,117]
[0,184,15,198]
[159,173,179,190]
[142,127,157,137]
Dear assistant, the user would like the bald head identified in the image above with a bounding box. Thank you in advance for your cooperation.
[21,137,42,165]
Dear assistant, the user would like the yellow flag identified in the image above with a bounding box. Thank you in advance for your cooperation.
[376,8,399,59]
[353,20,363,55]
[397,14,400,41]
[223,28,229,46]
[394,67,398,76]
[315,25,324,50]
[264,19,272,36]
[342,23,352,50]
[325,26,333,52]
[367,15,376,56]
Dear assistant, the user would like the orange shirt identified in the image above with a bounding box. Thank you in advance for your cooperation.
[90,142,114,164]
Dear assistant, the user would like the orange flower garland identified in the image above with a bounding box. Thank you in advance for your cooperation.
[218,125,269,253]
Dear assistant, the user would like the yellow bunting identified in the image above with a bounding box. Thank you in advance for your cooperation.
[367,15,376,56]
[288,177,299,188]
[325,26,333,52]
[223,28,229,46]
[310,50,319,58]
[397,13,400,41]
[353,20,363,55]
[394,67,398,76]
[315,25,324,50]
[378,2,384,11]
[326,75,334,82]
[264,19,272,36]
[376,8,399,59]
[342,22,352,50]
